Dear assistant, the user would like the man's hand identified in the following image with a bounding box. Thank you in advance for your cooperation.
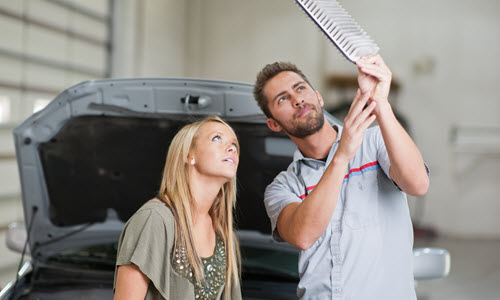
[336,89,376,163]
[356,54,392,116]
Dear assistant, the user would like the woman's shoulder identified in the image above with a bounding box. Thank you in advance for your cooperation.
[131,198,175,226]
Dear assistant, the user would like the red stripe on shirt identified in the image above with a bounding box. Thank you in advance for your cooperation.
[298,161,379,200]
[299,185,316,199]
[344,161,379,179]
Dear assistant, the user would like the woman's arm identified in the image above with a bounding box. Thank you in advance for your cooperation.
[114,264,150,300]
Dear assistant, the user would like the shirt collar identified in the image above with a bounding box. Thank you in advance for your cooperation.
[292,125,343,163]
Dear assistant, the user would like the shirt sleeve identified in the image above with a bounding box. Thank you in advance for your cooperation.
[373,127,392,180]
[373,126,430,186]
[115,207,175,299]
[264,170,302,242]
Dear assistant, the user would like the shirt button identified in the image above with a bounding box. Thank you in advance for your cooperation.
[334,288,342,294]
[334,226,340,232]
[334,257,341,263]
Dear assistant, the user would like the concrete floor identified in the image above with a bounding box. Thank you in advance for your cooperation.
[415,237,500,300]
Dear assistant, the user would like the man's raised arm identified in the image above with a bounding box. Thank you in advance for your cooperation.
[356,55,429,196]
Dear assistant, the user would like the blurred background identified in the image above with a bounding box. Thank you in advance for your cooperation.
[0,0,498,299]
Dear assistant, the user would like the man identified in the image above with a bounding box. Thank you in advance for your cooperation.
[253,54,429,300]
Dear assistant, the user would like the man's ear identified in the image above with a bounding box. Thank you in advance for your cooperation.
[316,90,324,107]
[266,118,282,133]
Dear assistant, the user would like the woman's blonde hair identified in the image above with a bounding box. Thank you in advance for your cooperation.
[157,115,241,298]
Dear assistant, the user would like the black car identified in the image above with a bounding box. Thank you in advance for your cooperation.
[1,78,449,299]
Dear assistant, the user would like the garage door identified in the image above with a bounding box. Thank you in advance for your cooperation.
[0,0,112,123]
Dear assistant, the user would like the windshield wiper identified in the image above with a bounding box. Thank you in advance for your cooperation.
[48,253,115,266]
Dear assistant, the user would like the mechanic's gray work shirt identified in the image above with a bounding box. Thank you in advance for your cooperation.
[265,126,418,300]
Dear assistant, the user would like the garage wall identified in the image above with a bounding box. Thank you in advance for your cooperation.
[112,0,187,78]
[0,0,110,123]
[184,0,326,88]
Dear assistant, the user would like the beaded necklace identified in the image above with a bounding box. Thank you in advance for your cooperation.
[172,235,226,299]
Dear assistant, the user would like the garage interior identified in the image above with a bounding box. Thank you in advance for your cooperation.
[0,1,499,299]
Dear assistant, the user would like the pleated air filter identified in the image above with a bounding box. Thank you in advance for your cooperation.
[295,0,379,63]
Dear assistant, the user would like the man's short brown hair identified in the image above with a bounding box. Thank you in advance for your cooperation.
[253,62,313,119]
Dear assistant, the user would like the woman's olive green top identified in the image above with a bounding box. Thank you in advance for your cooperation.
[114,200,242,300]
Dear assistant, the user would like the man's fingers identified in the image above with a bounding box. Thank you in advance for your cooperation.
[344,91,373,131]
[357,54,385,66]
[352,101,376,129]
[357,64,391,82]
[349,91,372,118]
[344,88,362,121]
[359,114,377,132]
[350,88,362,107]
[339,100,376,161]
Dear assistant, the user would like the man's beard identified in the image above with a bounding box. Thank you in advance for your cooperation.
[277,105,325,139]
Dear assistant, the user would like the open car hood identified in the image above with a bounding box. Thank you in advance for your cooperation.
[13,78,274,259]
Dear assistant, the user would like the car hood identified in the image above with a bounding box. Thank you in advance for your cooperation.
[13,78,272,260]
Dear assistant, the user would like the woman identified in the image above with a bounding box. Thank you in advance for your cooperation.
[114,116,241,300]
